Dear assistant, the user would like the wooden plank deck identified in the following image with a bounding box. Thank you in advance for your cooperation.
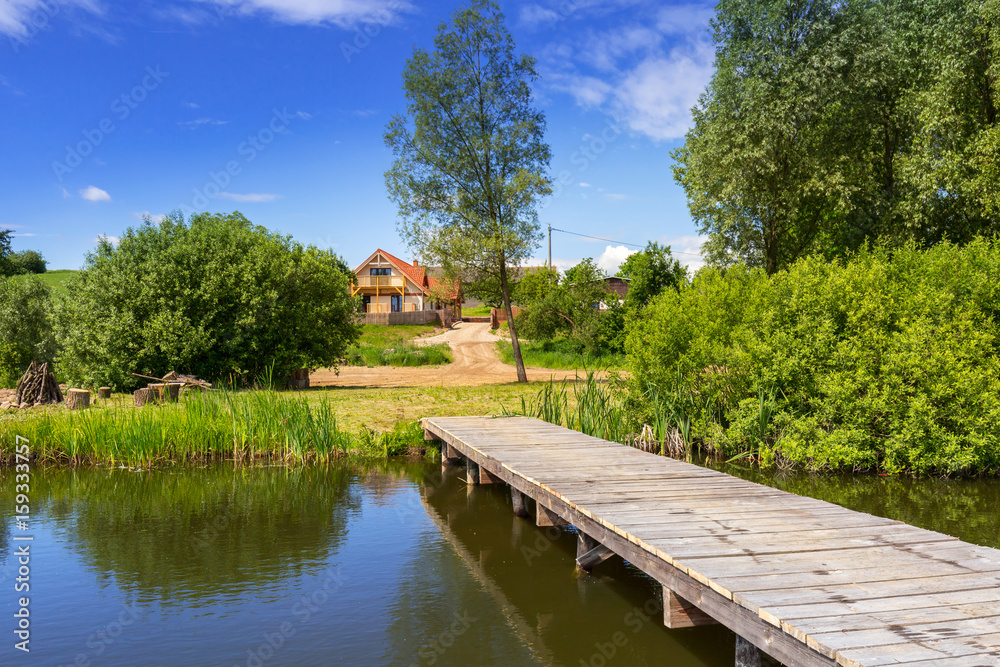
[422,416,1000,667]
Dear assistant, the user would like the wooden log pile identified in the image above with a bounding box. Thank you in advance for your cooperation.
[13,362,63,408]
[131,371,211,407]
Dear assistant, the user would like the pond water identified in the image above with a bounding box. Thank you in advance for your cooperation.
[0,458,996,666]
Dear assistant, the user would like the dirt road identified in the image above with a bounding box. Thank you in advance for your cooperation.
[310,322,586,388]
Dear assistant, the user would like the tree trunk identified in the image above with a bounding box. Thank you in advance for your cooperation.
[499,262,528,383]
[134,388,158,407]
[97,387,112,400]
[66,389,90,410]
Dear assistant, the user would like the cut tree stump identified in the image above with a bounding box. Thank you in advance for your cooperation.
[134,388,159,407]
[66,389,90,410]
[166,383,181,401]
[97,387,111,400]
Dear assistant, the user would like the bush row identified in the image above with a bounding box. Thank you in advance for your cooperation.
[627,241,1000,475]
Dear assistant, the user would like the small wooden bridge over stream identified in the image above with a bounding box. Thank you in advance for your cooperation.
[422,416,1000,667]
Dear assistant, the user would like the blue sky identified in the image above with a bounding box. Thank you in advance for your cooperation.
[0,0,715,273]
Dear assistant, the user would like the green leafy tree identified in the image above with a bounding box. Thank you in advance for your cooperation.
[617,242,687,309]
[673,0,841,274]
[517,259,616,354]
[0,277,57,387]
[10,250,47,275]
[0,229,13,277]
[385,0,552,382]
[899,0,1000,243]
[55,211,359,390]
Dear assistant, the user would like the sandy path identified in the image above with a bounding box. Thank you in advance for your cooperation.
[310,322,586,388]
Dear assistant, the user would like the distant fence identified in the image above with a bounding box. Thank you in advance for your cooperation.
[490,307,522,330]
[358,309,455,327]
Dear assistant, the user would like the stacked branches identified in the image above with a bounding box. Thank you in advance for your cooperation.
[15,361,63,407]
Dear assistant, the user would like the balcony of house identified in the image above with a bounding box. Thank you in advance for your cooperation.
[351,275,405,296]
[364,302,418,313]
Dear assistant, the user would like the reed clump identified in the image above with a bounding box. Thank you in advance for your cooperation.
[0,389,426,467]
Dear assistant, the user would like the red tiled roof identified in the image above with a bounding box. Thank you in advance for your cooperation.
[378,248,426,289]
[354,248,428,294]
[427,276,462,301]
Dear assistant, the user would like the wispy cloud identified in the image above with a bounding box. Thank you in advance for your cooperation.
[0,0,103,38]
[540,2,715,141]
[178,117,228,129]
[193,0,412,28]
[92,234,120,245]
[60,187,72,198]
[80,185,111,202]
[217,192,279,203]
[133,211,167,223]
[605,193,628,201]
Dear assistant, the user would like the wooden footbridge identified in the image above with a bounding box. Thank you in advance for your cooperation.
[422,416,1000,667]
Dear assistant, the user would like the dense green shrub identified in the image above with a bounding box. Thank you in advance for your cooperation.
[627,241,1000,475]
[10,250,47,275]
[0,276,57,387]
[55,212,360,391]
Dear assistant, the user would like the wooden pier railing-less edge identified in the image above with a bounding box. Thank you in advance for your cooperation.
[423,416,1000,667]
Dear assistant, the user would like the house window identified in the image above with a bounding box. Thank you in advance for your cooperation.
[370,268,390,276]
[391,295,402,312]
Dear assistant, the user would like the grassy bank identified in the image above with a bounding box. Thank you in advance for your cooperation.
[462,305,492,317]
[344,324,451,367]
[14,269,78,295]
[496,339,625,371]
[0,382,557,466]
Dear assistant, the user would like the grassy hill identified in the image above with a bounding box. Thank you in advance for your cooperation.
[13,269,78,295]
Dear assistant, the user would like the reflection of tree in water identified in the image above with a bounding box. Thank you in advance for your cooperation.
[717,464,1000,548]
[39,464,362,606]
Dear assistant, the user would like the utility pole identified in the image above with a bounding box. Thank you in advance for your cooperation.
[548,225,552,270]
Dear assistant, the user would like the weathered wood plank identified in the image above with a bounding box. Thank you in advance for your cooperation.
[422,416,1000,667]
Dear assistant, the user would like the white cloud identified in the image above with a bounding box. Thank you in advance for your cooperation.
[60,187,71,198]
[596,245,637,274]
[579,182,592,188]
[519,4,560,28]
[16,232,37,237]
[184,101,200,109]
[217,192,279,203]
[80,186,111,202]
[92,234,120,245]
[605,193,628,201]
[540,3,715,141]
[0,0,102,38]
[133,211,167,223]
[178,117,228,129]
[612,42,714,140]
[196,0,411,27]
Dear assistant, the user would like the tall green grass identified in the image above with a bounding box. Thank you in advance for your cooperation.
[509,372,719,462]
[0,390,427,466]
[495,340,625,371]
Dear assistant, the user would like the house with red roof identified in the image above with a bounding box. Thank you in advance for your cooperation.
[351,249,463,315]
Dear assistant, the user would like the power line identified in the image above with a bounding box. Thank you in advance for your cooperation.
[548,227,704,258]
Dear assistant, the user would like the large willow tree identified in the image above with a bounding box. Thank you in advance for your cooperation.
[384,0,551,382]
[676,0,1000,273]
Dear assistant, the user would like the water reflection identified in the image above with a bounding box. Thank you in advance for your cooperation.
[49,465,360,605]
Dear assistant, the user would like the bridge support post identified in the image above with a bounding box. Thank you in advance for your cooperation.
[735,636,761,667]
[466,460,480,485]
[440,442,462,472]
[576,533,614,572]
[511,488,530,518]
